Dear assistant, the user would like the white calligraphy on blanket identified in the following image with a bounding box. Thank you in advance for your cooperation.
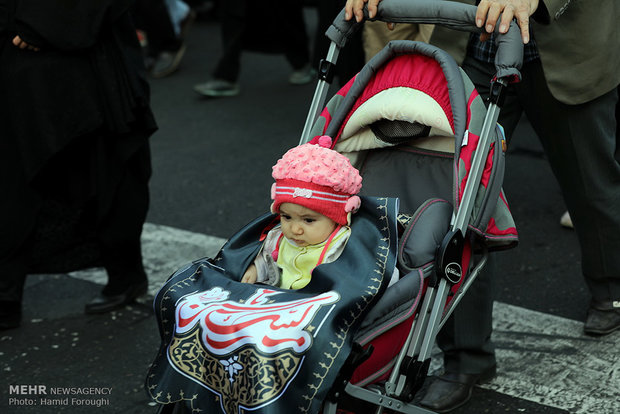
[175,287,340,355]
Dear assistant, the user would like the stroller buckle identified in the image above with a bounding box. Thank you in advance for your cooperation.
[489,78,508,107]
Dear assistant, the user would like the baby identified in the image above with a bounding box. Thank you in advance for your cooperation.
[241,136,363,289]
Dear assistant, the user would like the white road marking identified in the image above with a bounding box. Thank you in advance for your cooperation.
[69,223,226,293]
[486,303,620,414]
[69,223,620,413]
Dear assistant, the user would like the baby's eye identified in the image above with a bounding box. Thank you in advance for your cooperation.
[304,218,316,224]
[281,214,292,220]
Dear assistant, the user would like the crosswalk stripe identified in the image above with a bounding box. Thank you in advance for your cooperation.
[486,303,620,414]
[69,223,620,413]
[68,223,226,290]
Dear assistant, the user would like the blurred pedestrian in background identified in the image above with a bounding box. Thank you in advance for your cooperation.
[194,0,314,97]
[165,0,196,39]
[0,0,157,330]
[133,0,194,78]
[312,0,366,87]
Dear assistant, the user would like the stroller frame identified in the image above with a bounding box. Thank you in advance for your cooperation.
[302,1,523,413]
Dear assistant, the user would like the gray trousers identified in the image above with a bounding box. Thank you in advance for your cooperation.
[482,56,620,302]
[439,55,620,373]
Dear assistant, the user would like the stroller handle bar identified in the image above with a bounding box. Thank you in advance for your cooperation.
[327,0,523,81]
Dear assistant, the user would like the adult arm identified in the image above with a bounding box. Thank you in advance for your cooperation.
[13,0,133,51]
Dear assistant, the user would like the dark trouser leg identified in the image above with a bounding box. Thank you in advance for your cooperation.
[313,0,365,86]
[212,0,246,82]
[434,56,523,374]
[281,1,310,70]
[97,144,151,296]
[462,56,524,140]
[0,168,40,304]
[518,61,620,304]
[0,251,30,304]
[437,257,497,373]
[0,243,30,328]
[421,257,498,412]
[132,0,181,55]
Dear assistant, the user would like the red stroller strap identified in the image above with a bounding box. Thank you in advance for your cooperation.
[316,225,343,267]
[271,225,343,268]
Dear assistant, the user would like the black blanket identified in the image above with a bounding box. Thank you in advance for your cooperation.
[146,197,399,414]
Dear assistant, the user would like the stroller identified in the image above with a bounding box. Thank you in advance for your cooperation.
[146,1,522,413]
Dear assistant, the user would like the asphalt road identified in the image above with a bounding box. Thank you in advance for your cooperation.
[1,7,618,414]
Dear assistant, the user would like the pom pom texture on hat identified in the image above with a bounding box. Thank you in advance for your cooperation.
[272,142,362,195]
[270,137,363,226]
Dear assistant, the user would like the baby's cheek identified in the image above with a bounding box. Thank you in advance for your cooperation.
[280,224,292,238]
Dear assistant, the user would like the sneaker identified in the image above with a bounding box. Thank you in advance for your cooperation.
[151,44,187,78]
[193,79,240,97]
[560,210,573,229]
[288,64,316,85]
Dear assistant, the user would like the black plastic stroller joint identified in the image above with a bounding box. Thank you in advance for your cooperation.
[434,229,465,287]
[489,78,508,108]
[318,59,336,84]
[396,357,431,402]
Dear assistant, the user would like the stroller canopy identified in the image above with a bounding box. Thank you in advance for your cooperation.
[308,40,518,250]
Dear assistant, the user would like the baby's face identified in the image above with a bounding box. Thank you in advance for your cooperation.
[279,203,338,247]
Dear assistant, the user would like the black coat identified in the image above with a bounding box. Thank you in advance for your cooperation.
[0,0,156,272]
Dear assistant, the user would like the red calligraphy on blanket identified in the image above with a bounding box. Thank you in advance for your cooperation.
[175,287,340,355]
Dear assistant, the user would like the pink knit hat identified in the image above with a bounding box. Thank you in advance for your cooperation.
[270,136,363,226]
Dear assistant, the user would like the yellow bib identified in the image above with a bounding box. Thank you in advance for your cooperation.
[277,230,347,290]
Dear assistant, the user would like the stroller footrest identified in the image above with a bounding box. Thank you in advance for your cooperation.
[340,382,437,414]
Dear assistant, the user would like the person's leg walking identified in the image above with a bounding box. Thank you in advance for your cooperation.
[212,0,246,83]
[85,143,151,314]
[193,0,245,97]
[520,61,620,334]
[281,0,314,85]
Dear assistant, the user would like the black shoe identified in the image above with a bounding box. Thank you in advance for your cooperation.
[419,365,496,413]
[584,300,620,336]
[0,300,22,330]
[84,281,148,314]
